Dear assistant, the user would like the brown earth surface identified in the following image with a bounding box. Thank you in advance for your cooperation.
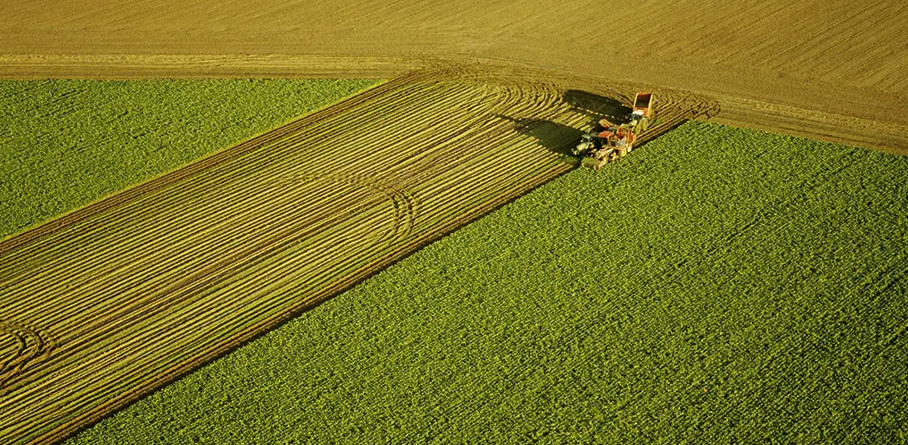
[1,0,907,153]
[0,68,716,445]
[1,2,906,443]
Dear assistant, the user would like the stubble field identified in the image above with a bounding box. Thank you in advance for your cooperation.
[66,121,908,444]
[0,69,716,444]
[2,1,907,442]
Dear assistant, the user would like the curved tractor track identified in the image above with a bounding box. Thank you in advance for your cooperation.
[0,68,715,445]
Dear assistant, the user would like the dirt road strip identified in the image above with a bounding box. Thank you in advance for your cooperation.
[0,55,420,80]
[3,54,904,154]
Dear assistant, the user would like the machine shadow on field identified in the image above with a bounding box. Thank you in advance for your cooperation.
[562,89,632,130]
[495,114,584,158]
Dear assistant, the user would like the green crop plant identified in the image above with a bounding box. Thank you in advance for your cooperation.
[68,121,908,444]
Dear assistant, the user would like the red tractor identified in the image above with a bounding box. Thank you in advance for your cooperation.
[574,92,655,169]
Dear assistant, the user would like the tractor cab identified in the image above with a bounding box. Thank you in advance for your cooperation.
[578,125,637,169]
[574,91,655,169]
[598,126,635,156]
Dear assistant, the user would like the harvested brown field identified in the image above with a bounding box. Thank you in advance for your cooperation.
[2,2,905,443]
[0,69,715,445]
[1,0,907,152]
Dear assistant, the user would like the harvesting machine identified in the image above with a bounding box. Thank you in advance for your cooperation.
[573,92,655,169]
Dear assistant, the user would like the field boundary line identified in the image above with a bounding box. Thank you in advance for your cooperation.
[0,73,421,254]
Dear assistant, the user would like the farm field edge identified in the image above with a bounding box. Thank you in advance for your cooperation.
[65,120,908,444]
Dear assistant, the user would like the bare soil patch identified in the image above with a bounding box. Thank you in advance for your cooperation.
[1,0,906,152]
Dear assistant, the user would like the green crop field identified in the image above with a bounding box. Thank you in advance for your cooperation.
[67,121,908,444]
[0,79,378,239]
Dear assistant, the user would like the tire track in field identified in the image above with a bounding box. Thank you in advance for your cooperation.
[0,67,710,445]
[280,173,419,245]
[0,321,55,390]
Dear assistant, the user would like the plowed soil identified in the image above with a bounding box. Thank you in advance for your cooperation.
[0,69,715,445]
[1,0,907,153]
[2,2,905,442]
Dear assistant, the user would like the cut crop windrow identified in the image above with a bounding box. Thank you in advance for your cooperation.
[0,70,714,445]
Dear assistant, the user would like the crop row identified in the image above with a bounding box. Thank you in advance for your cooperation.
[0,70,713,444]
